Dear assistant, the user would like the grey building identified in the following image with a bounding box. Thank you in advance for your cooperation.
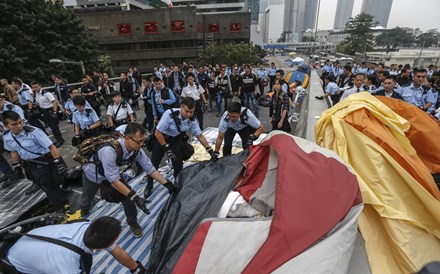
[333,0,354,29]
[361,0,393,28]
[77,7,251,73]
[303,0,319,30]
[247,0,260,23]
[283,0,306,42]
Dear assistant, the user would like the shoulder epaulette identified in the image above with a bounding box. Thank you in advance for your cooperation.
[23,125,35,132]
[3,129,10,135]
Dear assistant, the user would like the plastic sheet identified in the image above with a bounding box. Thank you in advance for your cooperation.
[148,151,249,274]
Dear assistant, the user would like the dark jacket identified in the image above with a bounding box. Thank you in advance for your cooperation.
[166,71,185,91]
[119,79,133,99]
[373,90,403,100]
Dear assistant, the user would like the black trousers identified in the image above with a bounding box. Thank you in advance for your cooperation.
[41,108,63,141]
[142,103,154,131]
[223,126,254,156]
[148,136,183,185]
[23,156,66,209]
[269,75,276,91]
[195,99,204,130]
[80,173,137,224]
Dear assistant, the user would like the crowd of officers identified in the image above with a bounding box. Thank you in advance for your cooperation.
[316,60,440,120]
[0,61,287,273]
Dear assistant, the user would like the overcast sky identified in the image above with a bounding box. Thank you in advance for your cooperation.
[318,0,440,31]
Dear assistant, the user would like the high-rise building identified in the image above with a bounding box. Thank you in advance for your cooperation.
[263,0,285,43]
[361,0,393,28]
[303,0,319,30]
[247,0,260,23]
[283,0,308,42]
[333,0,354,29]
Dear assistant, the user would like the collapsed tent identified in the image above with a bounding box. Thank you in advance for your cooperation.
[315,93,440,274]
[149,131,363,273]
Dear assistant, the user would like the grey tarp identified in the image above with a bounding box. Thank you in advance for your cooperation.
[148,151,249,273]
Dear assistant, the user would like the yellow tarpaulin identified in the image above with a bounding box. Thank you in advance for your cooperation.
[315,93,440,274]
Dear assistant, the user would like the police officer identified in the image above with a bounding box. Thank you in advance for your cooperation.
[80,123,174,237]
[268,62,278,91]
[3,216,147,273]
[145,97,217,198]
[2,111,68,212]
[396,68,428,108]
[214,102,264,157]
[107,91,134,128]
[72,96,101,145]
[64,88,91,123]
[238,64,259,117]
[13,78,46,132]
[0,94,26,187]
[315,75,340,105]
[181,73,207,130]
[31,81,65,147]
[321,60,333,89]
[257,64,268,96]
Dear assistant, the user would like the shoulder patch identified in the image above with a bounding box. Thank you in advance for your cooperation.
[3,129,10,135]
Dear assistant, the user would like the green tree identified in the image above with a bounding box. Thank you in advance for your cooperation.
[302,36,315,42]
[342,13,377,56]
[0,0,101,84]
[199,42,264,66]
[416,29,440,48]
[99,55,115,78]
[277,31,292,43]
[375,27,415,53]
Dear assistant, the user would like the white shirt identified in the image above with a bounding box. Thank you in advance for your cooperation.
[35,90,56,109]
[107,102,133,121]
[340,85,367,100]
[181,83,205,100]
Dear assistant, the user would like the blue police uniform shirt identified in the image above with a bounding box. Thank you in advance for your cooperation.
[65,98,91,113]
[356,67,368,74]
[423,89,438,113]
[17,85,33,106]
[218,107,261,133]
[72,107,99,129]
[268,66,278,76]
[325,82,339,95]
[322,64,333,74]
[151,86,176,118]
[3,126,52,160]
[83,138,156,183]
[7,222,115,274]
[396,83,425,107]
[257,69,267,79]
[157,108,202,137]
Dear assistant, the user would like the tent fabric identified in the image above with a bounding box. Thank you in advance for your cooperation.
[315,93,440,274]
[237,131,362,273]
[0,179,46,229]
[174,131,362,273]
[148,151,249,274]
[375,96,440,173]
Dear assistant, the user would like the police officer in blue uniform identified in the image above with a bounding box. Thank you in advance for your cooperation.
[145,97,217,198]
[80,123,174,237]
[13,78,46,132]
[268,62,278,91]
[0,94,26,187]
[3,216,147,274]
[396,68,428,108]
[64,88,91,123]
[214,102,264,156]
[72,96,101,146]
[1,111,68,212]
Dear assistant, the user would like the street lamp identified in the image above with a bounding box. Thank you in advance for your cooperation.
[49,59,85,75]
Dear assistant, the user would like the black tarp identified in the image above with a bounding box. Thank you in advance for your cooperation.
[148,151,249,273]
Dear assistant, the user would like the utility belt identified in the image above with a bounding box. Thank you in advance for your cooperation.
[22,153,52,167]
[164,132,189,143]
[114,118,129,127]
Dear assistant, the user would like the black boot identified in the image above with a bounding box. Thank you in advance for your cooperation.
[144,180,154,198]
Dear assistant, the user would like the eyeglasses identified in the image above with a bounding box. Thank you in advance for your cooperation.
[128,136,146,146]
